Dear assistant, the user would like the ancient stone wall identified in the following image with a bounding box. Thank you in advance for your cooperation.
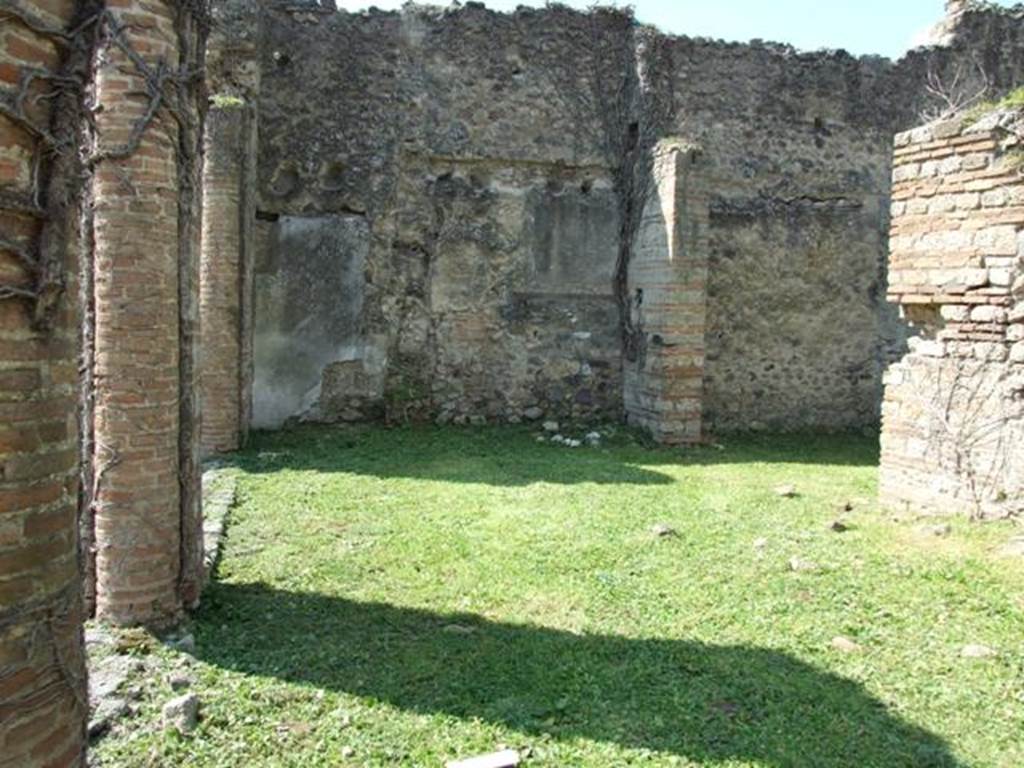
[0,1,88,765]
[880,110,1024,518]
[250,2,627,427]
[224,0,1024,438]
[662,41,905,432]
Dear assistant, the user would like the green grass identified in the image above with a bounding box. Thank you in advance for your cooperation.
[94,425,1024,767]
[961,85,1024,125]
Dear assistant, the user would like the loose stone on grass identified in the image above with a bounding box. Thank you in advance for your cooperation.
[960,644,998,659]
[163,693,200,734]
[774,484,798,498]
[789,557,820,572]
[447,749,522,768]
[919,523,953,538]
[831,636,862,653]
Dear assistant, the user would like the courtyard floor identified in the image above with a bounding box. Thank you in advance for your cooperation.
[93,425,1023,767]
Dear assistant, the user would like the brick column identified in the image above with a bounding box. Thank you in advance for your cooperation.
[200,102,252,454]
[624,142,710,444]
[0,1,87,765]
[880,114,1024,518]
[90,0,204,625]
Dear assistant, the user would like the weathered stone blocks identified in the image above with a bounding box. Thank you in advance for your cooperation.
[881,111,1024,518]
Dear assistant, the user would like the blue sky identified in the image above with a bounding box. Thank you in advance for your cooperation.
[337,0,1018,59]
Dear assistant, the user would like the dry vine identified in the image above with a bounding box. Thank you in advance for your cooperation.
[923,353,1023,520]
[0,1,100,328]
[556,6,675,364]
[920,55,991,123]
[76,0,211,612]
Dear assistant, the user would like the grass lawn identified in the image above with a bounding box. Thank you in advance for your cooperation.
[93,425,1024,767]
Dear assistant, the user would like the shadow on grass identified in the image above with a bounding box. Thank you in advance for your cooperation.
[196,582,960,767]
[225,425,879,487]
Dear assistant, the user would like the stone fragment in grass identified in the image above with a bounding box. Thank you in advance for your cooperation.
[162,693,199,734]
[960,644,997,659]
[341,746,355,758]
[651,523,678,538]
[998,537,1024,557]
[566,439,582,448]
[166,633,196,654]
[443,623,476,634]
[831,636,862,653]
[774,484,798,498]
[446,749,521,768]
[830,519,851,533]
[919,523,953,538]
[585,431,601,446]
[89,697,129,739]
[169,673,193,691]
[788,557,819,572]
[542,421,559,433]
[753,537,768,550]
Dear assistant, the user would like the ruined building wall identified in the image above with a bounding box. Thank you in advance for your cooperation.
[219,1,1024,437]
[880,111,1024,518]
[0,1,88,765]
[251,3,624,428]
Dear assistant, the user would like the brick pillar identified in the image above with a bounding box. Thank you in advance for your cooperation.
[90,0,204,625]
[880,114,1024,518]
[200,102,253,454]
[0,1,88,765]
[624,142,710,444]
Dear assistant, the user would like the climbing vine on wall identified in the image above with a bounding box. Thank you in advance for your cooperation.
[554,6,675,364]
[0,0,210,330]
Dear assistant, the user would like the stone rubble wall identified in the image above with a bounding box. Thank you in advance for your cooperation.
[249,2,628,428]
[880,111,1024,518]
[209,0,1024,440]
[0,1,87,766]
